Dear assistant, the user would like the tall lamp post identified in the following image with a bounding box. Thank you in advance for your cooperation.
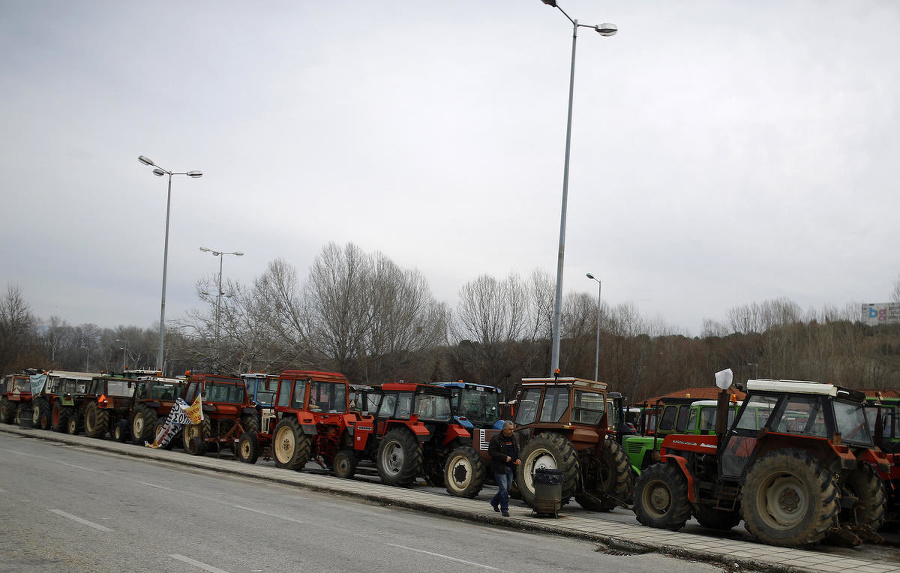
[138,155,202,374]
[586,273,601,381]
[116,338,127,372]
[539,0,616,376]
[200,247,244,366]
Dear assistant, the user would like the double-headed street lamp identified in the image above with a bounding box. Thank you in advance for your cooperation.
[138,155,202,374]
[586,273,601,381]
[200,247,244,366]
[539,0,616,376]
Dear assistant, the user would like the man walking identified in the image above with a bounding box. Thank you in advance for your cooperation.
[489,420,520,517]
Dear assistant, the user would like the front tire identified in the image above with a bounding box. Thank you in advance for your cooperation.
[237,432,260,464]
[633,463,692,530]
[113,419,129,443]
[377,428,422,487]
[32,398,51,430]
[444,446,485,498]
[333,449,358,479]
[695,506,742,530]
[131,404,157,445]
[517,432,580,507]
[841,463,887,534]
[741,449,839,547]
[52,403,70,433]
[67,413,80,435]
[0,398,14,424]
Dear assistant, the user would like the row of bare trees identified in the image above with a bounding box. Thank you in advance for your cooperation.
[3,248,899,402]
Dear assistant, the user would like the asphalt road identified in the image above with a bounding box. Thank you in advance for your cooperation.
[0,432,725,573]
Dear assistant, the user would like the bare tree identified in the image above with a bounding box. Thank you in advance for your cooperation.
[0,285,38,373]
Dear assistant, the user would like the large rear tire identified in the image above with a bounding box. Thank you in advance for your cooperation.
[444,446,485,498]
[52,402,70,433]
[0,398,14,424]
[131,404,157,445]
[84,402,110,438]
[32,398,51,430]
[333,449,358,479]
[241,414,260,434]
[17,403,33,428]
[377,428,422,487]
[633,462,692,530]
[517,432,580,507]
[741,449,839,547]
[237,432,260,464]
[113,419,130,442]
[273,418,311,471]
[575,437,632,511]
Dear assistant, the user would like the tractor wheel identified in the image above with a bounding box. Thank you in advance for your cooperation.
[444,446,485,498]
[575,437,632,511]
[241,414,260,434]
[695,506,742,530]
[113,419,129,443]
[333,449,358,479]
[32,398,51,430]
[377,428,423,487]
[131,404,157,446]
[0,398,14,424]
[67,411,80,435]
[154,421,175,450]
[84,402,109,438]
[633,462,692,530]
[237,432,260,464]
[517,432,580,507]
[741,449,839,547]
[183,418,212,455]
[273,418,311,471]
[17,403,34,428]
[52,402,70,433]
[841,463,887,534]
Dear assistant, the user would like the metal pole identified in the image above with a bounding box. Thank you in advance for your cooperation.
[215,252,223,366]
[157,173,172,374]
[594,279,601,381]
[550,19,579,376]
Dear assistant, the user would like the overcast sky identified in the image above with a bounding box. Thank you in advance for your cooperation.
[2,0,898,337]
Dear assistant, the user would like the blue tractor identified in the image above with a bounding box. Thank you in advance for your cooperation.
[436,381,505,431]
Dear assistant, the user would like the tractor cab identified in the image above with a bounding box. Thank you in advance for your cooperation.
[435,381,503,430]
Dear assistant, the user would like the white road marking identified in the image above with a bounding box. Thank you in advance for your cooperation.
[54,460,97,472]
[170,554,231,573]
[386,543,506,571]
[0,448,97,472]
[49,509,113,532]
[232,504,308,524]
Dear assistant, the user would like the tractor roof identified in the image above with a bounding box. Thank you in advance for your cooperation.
[520,377,608,391]
[747,379,865,402]
[435,381,501,392]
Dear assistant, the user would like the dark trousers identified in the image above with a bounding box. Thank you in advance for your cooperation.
[491,467,514,511]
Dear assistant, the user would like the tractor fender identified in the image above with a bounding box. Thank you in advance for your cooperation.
[294,412,318,435]
[660,453,698,503]
[856,447,891,474]
[441,424,471,446]
[241,407,256,416]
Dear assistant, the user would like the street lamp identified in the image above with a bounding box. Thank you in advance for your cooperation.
[586,273,601,381]
[116,338,127,372]
[539,1,616,376]
[200,247,244,366]
[138,155,202,374]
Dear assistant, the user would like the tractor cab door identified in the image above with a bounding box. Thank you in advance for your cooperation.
[719,394,779,480]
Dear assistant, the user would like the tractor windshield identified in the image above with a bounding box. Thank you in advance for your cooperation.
[833,400,873,446]
[149,382,181,400]
[308,381,347,413]
[414,393,452,422]
[455,388,500,427]
[204,382,245,404]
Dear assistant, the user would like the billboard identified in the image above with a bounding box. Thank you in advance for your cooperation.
[861,302,900,326]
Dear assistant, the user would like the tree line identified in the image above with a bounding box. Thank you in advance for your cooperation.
[3,243,899,402]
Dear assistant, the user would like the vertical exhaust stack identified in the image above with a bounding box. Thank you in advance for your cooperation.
[714,369,734,438]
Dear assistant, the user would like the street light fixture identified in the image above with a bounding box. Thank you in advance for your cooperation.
[539,1,616,376]
[138,155,202,374]
[200,247,244,367]
[115,338,127,372]
[586,273,602,381]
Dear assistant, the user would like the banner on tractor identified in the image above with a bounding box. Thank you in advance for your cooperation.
[147,396,203,448]
[30,374,47,395]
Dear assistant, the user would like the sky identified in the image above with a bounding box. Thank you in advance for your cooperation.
[1,0,898,337]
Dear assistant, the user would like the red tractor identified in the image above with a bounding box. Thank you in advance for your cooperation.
[472,376,631,511]
[334,382,485,498]
[0,371,38,426]
[633,379,890,547]
[181,373,259,455]
[237,370,362,471]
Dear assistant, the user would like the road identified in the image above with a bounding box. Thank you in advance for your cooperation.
[0,432,724,573]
